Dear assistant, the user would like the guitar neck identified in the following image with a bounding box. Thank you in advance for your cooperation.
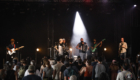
[93,41,102,49]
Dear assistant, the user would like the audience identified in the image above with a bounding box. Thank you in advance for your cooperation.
[109,59,119,80]
[5,65,18,80]
[92,57,106,80]
[53,57,63,80]
[24,60,41,77]
[63,59,79,80]
[116,64,133,80]
[98,72,110,80]
[22,65,42,80]
[18,59,28,80]
[80,60,93,80]
[43,60,53,80]
[59,58,69,80]
[1,53,140,80]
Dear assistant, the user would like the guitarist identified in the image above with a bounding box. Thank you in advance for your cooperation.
[119,37,127,61]
[91,39,102,57]
[6,39,19,61]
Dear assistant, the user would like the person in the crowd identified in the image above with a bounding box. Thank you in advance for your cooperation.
[3,61,11,74]
[12,59,19,72]
[53,57,64,80]
[98,72,110,80]
[59,60,69,80]
[109,59,119,80]
[102,56,109,74]
[24,60,41,77]
[59,57,69,80]
[116,64,133,80]
[92,57,106,80]
[77,59,83,71]
[63,59,79,80]
[18,59,28,80]
[5,65,18,80]
[40,57,48,76]
[26,57,31,65]
[22,65,42,80]
[64,59,79,80]
[0,69,5,80]
[43,60,53,80]
[73,56,82,67]
[137,68,140,80]
[91,57,98,67]
[80,60,93,80]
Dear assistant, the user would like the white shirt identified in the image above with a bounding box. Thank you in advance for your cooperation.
[58,45,63,56]
[53,62,63,79]
[116,70,132,80]
[24,69,41,77]
[119,42,127,53]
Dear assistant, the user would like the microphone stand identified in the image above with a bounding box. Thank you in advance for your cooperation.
[48,48,52,59]
[17,42,20,61]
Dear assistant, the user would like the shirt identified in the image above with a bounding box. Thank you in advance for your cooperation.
[24,69,41,77]
[119,42,127,53]
[53,62,63,79]
[43,67,53,78]
[95,63,106,78]
[91,43,98,53]
[8,44,16,49]
[22,75,42,80]
[63,66,79,77]
[116,70,133,80]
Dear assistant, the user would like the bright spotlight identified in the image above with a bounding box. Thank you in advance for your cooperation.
[70,48,72,51]
[36,48,39,51]
[134,4,137,7]
[71,11,90,56]
[104,48,107,51]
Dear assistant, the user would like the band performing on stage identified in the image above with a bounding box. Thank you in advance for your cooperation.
[6,37,127,62]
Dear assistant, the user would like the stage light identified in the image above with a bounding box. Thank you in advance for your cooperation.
[71,11,90,56]
[36,48,39,51]
[104,48,107,51]
[70,48,72,51]
[134,4,137,7]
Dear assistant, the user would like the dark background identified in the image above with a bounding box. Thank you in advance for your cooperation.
[0,1,140,68]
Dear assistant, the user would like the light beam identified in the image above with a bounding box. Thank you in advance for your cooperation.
[71,11,90,57]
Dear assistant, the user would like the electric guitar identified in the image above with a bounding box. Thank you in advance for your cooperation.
[91,39,106,53]
[7,46,24,55]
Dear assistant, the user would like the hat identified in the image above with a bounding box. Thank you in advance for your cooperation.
[28,65,35,71]
[11,39,15,42]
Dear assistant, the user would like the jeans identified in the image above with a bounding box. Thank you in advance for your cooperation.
[80,52,86,61]
[120,53,126,60]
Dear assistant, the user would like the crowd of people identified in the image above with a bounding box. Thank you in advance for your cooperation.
[0,54,140,80]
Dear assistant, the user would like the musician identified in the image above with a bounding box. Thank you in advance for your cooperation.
[91,39,102,57]
[119,37,127,60]
[76,38,89,61]
[57,38,63,57]
[62,39,69,58]
[6,39,18,60]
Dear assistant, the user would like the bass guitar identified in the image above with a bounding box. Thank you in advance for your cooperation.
[7,46,24,55]
[91,39,106,53]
